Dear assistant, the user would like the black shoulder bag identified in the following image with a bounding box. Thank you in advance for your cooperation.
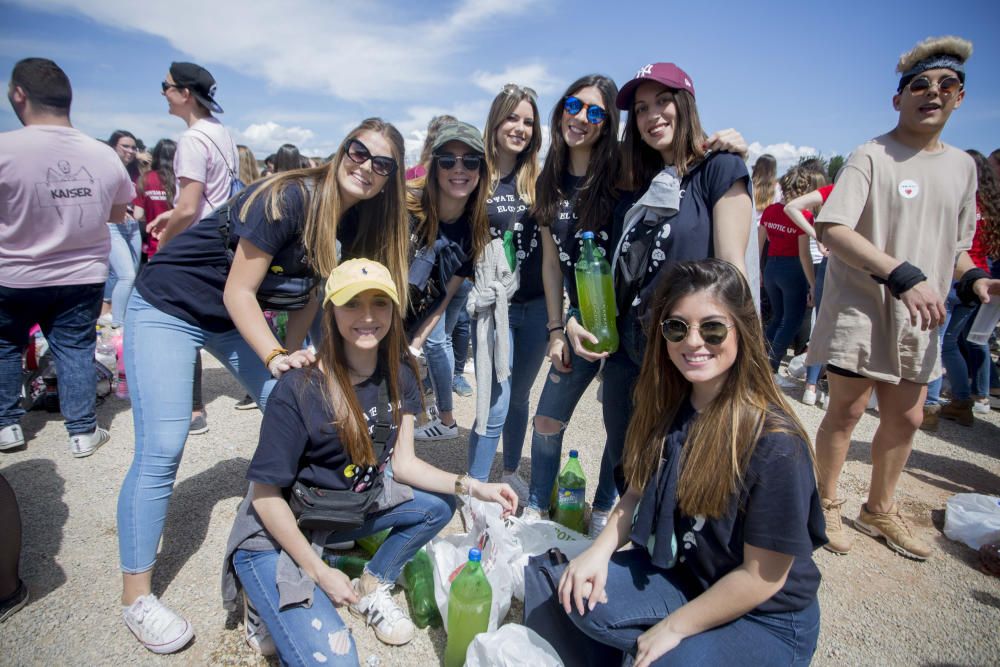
[287,378,394,533]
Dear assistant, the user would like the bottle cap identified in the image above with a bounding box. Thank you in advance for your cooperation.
[581,231,595,240]
[569,450,578,458]
[468,548,482,562]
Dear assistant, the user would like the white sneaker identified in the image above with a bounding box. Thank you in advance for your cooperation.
[521,506,547,522]
[0,424,25,451]
[972,399,991,415]
[349,579,415,646]
[69,427,109,458]
[413,417,458,441]
[328,540,356,550]
[123,594,194,654]
[867,392,879,412]
[774,373,798,390]
[242,591,276,656]
[801,387,818,406]
[501,471,530,502]
[589,509,611,538]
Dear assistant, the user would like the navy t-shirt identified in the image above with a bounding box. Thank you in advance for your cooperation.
[664,407,826,614]
[547,173,613,309]
[614,152,749,320]
[136,179,358,333]
[487,172,543,303]
[440,212,475,279]
[247,363,422,492]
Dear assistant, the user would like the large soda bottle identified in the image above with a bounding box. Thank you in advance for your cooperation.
[444,548,492,667]
[401,548,442,628]
[574,231,619,353]
[322,554,369,580]
[552,450,586,533]
[357,528,390,557]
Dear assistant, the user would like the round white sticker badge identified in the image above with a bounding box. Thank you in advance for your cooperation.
[898,179,919,199]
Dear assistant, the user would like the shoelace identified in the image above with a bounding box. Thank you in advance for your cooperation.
[133,597,177,637]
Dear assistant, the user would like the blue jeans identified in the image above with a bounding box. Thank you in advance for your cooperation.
[452,307,471,378]
[943,301,990,400]
[467,296,549,481]
[0,283,104,436]
[117,291,277,573]
[805,259,827,386]
[104,219,141,327]
[526,548,820,666]
[764,257,809,371]
[423,280,472,415]
[234,489,455,665]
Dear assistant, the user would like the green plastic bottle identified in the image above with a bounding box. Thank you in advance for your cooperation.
[444,548,492,667]
[356,528,390,557]
[401,548,442,628]
[552,450,586,533]
[574,230,619,353]
[322,554,369,580]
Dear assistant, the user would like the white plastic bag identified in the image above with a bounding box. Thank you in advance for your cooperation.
[427,500,518,633]
[787,352,808,379]
[944,493,1000,549]
[508,518,592,601]
[465,623,563,667]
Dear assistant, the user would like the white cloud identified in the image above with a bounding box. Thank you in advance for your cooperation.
[236,122,315,152]
[472,63,560,95]
[747,141,824,174]
[13,0,540,103]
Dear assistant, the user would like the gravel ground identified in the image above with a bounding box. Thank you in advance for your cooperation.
[2,352,999,666]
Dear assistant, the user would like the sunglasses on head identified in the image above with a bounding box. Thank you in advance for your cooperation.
[346,138,397,177]
[435,153,482,171]
[563,96,607,125]
[502,83,538,100]
[907,75,963,96]
[660,318,734,345]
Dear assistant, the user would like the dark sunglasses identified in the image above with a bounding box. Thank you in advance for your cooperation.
[661,318,734,345]
[161,81,182,93]
[435,153,482,171]
[346,138,397,177]
[563,96,607,125]
[908,75,963,96]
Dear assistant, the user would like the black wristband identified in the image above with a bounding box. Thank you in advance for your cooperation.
[547,325,565,335]
[872,261,926,299]
[956,267,990,306]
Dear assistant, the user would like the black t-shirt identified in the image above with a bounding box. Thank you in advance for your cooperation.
[247,363,422,492]
[547,173,613,309]
[487,172,543,303]
[440,213,475,279]
[136,179,358,333]
[663,407,826,614]
[613,152,749,320]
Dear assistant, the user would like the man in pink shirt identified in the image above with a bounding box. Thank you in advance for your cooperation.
[0,58,134,457]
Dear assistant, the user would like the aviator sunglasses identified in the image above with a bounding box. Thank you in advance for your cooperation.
[563,96,607,125]
[907,75,962,97]
[435,153,483,171]
[661,318,735,346]
[346,138,397,177]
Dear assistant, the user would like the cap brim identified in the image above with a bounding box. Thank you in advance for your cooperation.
[615,79,642,110]
[326,281,400,307]
[193,92,224,114]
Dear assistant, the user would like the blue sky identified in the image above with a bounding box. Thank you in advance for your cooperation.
[2,0,998,170]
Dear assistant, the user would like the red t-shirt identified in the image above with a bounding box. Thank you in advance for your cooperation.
[762,203,812,257]
[969,198,989,272]
[138,170,173,256]
[818,184,834,202]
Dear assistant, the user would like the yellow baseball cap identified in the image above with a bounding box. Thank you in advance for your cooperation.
[324,258,399,306]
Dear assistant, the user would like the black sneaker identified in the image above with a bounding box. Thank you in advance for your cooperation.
[189,413,209,436]
[235,395,257,410]
[0,580,29,623]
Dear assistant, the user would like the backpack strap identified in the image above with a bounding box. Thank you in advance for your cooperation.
[191,127,240,208]
[370,375,394,461]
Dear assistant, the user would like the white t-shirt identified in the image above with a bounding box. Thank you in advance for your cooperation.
[174,117,239,222]
[0,125,135,288]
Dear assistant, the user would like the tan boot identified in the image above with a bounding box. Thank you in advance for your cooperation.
[820,498,854,554]
[919,404,940,431]
[940,399,974,427]
[855,504,931,560]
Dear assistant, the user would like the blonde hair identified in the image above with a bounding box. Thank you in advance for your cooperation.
[238,145,260,185]
[239,118,409,311]
[484,86,541,206]
[897,36,972,74]
[779,165,823,205]
[751,155,778,212]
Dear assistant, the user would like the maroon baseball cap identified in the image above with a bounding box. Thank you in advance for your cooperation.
[616,62,696,110]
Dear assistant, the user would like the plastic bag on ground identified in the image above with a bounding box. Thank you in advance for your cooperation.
[787,352,807,379]
[508,518,591,601]
[944,493,1000,549]
[465,623,562,667]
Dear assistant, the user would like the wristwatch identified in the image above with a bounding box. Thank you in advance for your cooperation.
[455,473,471,496]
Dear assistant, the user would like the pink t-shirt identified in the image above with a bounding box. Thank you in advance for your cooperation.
[0,125,135,288]
[174,117,239,222]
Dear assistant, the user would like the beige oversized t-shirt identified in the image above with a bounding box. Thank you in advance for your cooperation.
[806,134,976,384]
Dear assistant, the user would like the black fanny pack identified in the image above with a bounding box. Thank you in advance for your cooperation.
[287,378,394,533]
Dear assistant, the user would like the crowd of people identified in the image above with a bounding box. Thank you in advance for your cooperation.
[1,32,999,666]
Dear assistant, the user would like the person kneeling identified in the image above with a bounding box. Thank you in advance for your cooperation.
[223,259,516,664]
[525,259,826,666]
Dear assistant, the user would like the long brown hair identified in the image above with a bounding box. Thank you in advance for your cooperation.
[532,74,620,232]
[621,85,706,191]
[484,85,541,206]
[239,118,409,311]
[751,154,778,212]
[311,293,420,466]
[406,139,491,267]
[623,259,813,518]
[967,149,1000,259]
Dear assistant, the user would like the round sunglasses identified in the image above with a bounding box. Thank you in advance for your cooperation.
[907,75,962,97]
[563,96,607,125]
[346,138,397,177]
[434,153,482,171]
[660,318,734,346]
